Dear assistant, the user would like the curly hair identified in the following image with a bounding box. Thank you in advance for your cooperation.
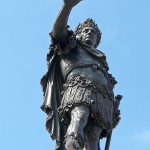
[74,18,102,48]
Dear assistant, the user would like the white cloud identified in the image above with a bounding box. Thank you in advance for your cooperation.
[134,130,150,142]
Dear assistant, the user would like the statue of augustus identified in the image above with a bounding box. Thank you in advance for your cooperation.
[41,1,122,150]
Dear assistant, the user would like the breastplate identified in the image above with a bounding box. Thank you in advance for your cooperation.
[60,46,105,80]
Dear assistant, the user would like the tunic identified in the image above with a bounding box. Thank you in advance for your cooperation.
[58,42,115,131]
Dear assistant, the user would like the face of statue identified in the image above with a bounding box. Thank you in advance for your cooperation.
[80,27,97,48]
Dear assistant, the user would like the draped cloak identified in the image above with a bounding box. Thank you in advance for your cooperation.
[40,31,118,150]
[40,48,65,150]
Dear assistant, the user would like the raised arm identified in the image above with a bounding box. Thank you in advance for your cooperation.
[52,0,81,44]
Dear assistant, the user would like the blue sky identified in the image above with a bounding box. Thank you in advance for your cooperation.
[0,0,150,150]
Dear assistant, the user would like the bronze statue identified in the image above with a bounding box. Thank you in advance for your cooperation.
[40,1,122,150]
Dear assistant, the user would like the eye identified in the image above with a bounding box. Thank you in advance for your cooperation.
[83,29,88,33]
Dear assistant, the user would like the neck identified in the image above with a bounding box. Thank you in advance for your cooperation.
[77,39,95,49]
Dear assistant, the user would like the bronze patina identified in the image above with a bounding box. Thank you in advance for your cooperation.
[41,1,122,150]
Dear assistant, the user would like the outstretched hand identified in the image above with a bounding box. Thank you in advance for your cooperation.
[63,0,82,8]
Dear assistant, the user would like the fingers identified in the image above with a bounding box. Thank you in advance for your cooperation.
[64,0,83,7]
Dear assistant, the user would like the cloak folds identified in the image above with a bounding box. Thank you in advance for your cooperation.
[40,49,65,150]
[40,30,76,150]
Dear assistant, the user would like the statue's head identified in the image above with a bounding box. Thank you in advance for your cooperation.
[75,18,102,48]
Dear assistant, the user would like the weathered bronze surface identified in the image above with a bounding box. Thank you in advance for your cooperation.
[41,1,122,150]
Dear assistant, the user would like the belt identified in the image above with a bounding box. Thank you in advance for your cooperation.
[63,75,114,100]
